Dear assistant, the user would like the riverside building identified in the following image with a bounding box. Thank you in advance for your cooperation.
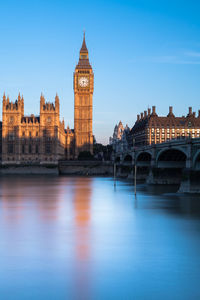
[1,34,94,164]
[131,106,200,146]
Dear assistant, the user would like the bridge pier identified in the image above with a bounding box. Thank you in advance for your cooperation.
[146,167,182,185]
[114,138,200,193]
[179,169,200,193]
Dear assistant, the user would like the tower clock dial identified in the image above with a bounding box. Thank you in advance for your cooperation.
[78,77,89,88]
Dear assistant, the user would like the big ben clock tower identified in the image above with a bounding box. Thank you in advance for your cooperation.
[74,33,94,158]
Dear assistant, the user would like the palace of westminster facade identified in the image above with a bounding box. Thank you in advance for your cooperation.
[1,34,94,164]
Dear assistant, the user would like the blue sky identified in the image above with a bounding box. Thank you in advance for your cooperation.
[0,0,200,144]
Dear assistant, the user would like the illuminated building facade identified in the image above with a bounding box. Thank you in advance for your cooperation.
[132,106,200,146]
[1,34,94,164]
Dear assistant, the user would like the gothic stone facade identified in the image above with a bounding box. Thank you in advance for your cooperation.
[109,121,131,153]
[1,35,94,164]
[74,33,94,158]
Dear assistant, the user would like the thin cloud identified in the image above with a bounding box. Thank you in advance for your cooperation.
[185,51,200,58]
[130,51,200,65]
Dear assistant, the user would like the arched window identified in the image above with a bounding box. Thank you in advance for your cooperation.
[36,145,39,154]
[8,144,13,154]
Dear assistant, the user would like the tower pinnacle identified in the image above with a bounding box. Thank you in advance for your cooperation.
[77,33,91,69]
[80,31,88,53]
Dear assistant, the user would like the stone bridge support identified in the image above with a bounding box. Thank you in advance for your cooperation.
[114,138,200,192]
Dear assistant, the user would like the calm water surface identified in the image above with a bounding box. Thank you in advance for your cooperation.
[0,176,200,300]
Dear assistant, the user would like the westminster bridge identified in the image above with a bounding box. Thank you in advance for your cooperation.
[113,137,200,193]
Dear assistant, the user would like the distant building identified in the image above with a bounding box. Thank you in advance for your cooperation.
[110,121,131,152]
[131,106,200,147]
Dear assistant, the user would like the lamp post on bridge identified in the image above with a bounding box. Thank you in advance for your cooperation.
[133,137,137,196]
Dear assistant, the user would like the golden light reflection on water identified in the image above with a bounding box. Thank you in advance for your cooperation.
[0,177,200,299]
[72,177,92,300]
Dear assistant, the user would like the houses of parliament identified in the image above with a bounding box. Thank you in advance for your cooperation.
[1,34,94,164]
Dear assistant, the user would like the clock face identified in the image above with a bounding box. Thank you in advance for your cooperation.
[79,77,89,88]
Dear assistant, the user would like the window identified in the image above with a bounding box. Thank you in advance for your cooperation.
[22,131,25,137]
[47,117,51,123]
[8,144,13,154]
[29,145,32,154]
[22,145,25,154]
[9,116,14,123]
[8,132,14,141]
[45,143,51,154]
[36,145,39,154]
[36,132,39,137]
[29,131,32,137]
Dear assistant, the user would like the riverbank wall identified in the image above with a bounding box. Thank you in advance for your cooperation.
[58,161,113,175]
[0,164,59,175]
[0,161,114,176]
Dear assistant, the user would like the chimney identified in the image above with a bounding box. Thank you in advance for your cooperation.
[193,112,196,118]
[169,106,173,114]
[148,108,151,116]
[189,107,192,115]
[144,110,147,118]
[141,112,143,119]
[137,114,140,121]
[198,110,200,118]
[152,106,156,114]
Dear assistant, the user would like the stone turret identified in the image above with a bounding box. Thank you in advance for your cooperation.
[39,93,60,130]
[2,93,24,124]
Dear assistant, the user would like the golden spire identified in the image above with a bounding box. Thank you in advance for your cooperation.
[80,31,88,53]
[77,32,91,69]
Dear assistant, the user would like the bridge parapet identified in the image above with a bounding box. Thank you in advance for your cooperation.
[112,138,200,192]
[114,137,200,171]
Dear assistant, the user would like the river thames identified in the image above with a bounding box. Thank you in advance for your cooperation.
[0,176,200,300]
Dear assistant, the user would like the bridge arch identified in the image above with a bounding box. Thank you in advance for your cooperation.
[136,151,152,162]
[115,156,121,163]
[136,151,152,167]
[193,150,200,170]
[123,154,132,162]
[156,148,187,168]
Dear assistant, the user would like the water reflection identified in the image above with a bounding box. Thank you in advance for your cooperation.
[138,183,200,217]
[0,176,200,300]
[72,178,92,300]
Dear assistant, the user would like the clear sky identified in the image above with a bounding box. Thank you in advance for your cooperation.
[0,0,200,144]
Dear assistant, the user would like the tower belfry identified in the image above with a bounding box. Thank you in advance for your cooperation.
[74,33,94,158]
